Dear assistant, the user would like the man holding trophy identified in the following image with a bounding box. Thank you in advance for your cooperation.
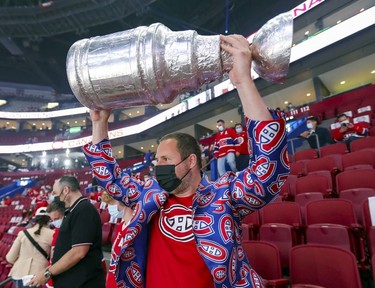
[83,27,291,288]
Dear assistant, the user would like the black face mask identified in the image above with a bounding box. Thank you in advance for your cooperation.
[155,156,191,192]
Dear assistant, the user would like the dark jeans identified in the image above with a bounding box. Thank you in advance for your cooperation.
[236,154,250,171]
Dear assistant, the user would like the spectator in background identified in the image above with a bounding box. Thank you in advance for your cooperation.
[300,116,332,149]
[200,143,210,170]
[234,123,251,171]
[6,207,53,288]
[332,113,368,147]
[144,149,154,164]
[30,175,105,288]
[213,119,238,176]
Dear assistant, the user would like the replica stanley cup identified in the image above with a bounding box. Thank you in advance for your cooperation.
[66,12,293,110]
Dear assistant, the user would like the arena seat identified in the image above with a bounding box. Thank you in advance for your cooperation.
[290,244,362,288]
[319,142,348,157]
[295,173,333,198]
[294,149,318,162]
[341,150,375,171]
[243,240,289,287]
[336,169,375,193]
[350,136,375,152]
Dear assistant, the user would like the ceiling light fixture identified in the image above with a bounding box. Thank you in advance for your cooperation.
[306,93,311,97]
[371,70,375,74]
[340,81,346,85]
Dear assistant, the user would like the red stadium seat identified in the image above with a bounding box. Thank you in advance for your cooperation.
[259,202,304,268]
[336,169,375,193]
[306,224,352,252]
[243,240,289,287]
[341,150,375,170]
[290,244,362,288]
[294,192,323,225]
[306,156,340,174]
[295,173,332,197]
[340,188,375,225]
[99,210,111,224]
[294,149,318,162]
[350,136,375,152]
[319,142,348,157]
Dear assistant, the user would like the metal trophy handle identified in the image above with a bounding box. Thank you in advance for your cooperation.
[66,12,293,110]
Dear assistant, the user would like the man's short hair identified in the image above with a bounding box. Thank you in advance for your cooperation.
[216,119,224,123]
[336,113,348,119]
[307,116,319,123]
[235,123,243,128]
[58,175,80,192]
[47,200,65,214]
[159,133,202,168]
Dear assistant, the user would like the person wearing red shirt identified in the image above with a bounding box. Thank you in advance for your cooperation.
[214,119,238,176]
[332,113,368,147]
[234,123,251,171]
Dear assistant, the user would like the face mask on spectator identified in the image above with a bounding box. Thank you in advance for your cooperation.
[51,219,63,229]
[217,126,224,132]
[108,204,124,219]
[235,127,243,133]
[340,119,350,126]
[306,123,313,129]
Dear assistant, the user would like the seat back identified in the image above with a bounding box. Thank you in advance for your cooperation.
[295,174,331,197]
[336,169,375,193]
[342,150,375,170]
[306,199,357,226]
[261,202,302,226]
[350,136,375,152]
[306,156,337,173]
[295,192,324,225]
[290,244,362,288]
[294,149,317,162]
[340,188,375,225]
[320,143,348,157]
[242,240,285,281]
[306,224,352,252]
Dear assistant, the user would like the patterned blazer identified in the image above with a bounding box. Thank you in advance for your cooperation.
[83,113,289,288]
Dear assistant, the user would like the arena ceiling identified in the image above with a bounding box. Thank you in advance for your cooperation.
[0,0,307,95]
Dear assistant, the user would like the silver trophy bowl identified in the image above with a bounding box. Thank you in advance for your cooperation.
[66,12,293,110]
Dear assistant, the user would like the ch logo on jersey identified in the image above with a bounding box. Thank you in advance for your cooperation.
[213,173,231,189]
[253,180,265,197]
[101,143,116,163]
[159,204,194,242]
[212,190,231,213]
[197,239,228,263]
[120,247,136,261]
[92,161,112,180]
[243,192,263,208]
[105,183,122,197]
[120,175,130,187]
[126,262,143,288]
[219,215,234,244]
[128,184,141,202]
[250,269,263,288]
[154,192,167,208]
[236,136,244,145]
[281,145,290,170]
[237,246,245,260]
[251,156,276,183]
[229,248,237,284]
[193,213,214,237]
[212,266,227,283]
[243,170,255,190]
[197,191,215,208]
[83,144,102,158]
[255,121,284,153]
[268,173,288,195]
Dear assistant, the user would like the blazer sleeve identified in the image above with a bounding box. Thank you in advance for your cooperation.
[6,231,22,264]
[228,110,290,214]
[82,139,158,206]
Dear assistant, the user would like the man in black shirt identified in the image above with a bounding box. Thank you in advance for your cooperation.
[300,116,332,149]
[30,175,105,288]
